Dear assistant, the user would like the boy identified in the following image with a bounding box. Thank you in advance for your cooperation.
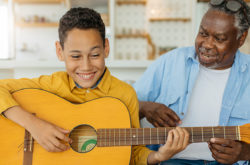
[0,8,189,164]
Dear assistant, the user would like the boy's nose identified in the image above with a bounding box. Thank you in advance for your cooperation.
[79,58,92,71]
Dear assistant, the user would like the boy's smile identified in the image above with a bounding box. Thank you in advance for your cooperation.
[56,28,109,88]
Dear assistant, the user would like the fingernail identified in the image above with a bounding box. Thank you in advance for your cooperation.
[210,138,215,143]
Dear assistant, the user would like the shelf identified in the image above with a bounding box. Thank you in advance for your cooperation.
[116,0,146,5]
[115,34,147,39]
[13,0,65,4]
[15,22,59,28]
[116,33,156,60]
[149,18,191,22]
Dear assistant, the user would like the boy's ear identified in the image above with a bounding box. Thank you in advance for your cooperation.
[104,39,110,58]
[55,41,65,61]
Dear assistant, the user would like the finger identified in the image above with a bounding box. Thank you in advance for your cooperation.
[54,129,72,143]
[210,138,234,147]
[165,130,174,147]
[182,128,190,148]
[210,143,234,154]
[157,115,173,127]
[210,146,231,164]
[175,127,185,148]
[165,110,180,122]
[211,152,229,165]
[171,128,180,148]
[56,126,70,134]
[45,141,63,152]
[50,137,70,151]
[160,114,177,127]
[152,117,164,127]
[153,121,161,127]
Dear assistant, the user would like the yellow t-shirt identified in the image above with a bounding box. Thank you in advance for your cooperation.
[0,68,152,165]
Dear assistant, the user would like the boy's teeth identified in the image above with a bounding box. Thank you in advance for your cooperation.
[79,74,92,79]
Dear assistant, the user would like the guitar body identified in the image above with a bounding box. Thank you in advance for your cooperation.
[0,89,132,165]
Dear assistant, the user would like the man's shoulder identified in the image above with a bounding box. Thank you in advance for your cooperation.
[238,51,250,61]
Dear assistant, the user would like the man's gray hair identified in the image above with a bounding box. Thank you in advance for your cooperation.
[209,0,250,39]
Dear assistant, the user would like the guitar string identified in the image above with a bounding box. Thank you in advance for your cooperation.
[22,133,243,144]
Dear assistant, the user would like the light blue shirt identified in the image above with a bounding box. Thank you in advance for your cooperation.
[133,46,250,165]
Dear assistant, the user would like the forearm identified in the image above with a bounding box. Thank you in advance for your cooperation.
[3,106,36,130]
[147,151,161,165]
[139,101,146,119]
[139,101,153,119]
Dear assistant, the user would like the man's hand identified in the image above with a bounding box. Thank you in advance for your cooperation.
[139,101,181,127]
[147,127,189,165]
[208,138,250,164]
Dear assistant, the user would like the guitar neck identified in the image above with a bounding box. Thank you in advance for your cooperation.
[97,126,240,147]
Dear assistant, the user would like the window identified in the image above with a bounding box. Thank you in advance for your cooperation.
[0,3,9,59]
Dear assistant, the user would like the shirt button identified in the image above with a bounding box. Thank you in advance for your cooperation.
[181,112,184,115]
[86,89,90,93]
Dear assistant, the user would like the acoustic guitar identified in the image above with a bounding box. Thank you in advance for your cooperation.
[0,89,249,165]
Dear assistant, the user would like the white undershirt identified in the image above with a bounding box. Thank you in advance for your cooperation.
[173,64,231,160]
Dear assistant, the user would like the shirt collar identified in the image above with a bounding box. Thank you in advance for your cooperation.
[233,50,248,72]
[96,67,111,94]
[187,46,198,63]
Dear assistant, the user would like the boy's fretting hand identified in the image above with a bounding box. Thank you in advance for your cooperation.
[147,127,189,164]
[4,106,72,152]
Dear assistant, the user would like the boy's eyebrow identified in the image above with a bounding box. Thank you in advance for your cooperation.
[90,46,101,51]
[69,46,101,53]
[69,50,81,53]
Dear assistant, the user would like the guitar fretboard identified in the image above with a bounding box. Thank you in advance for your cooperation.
[97,126,240,147]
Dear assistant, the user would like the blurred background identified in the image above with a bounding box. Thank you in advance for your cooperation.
[0,0,250,83]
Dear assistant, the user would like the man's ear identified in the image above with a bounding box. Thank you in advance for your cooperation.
[238,30,248,48]
[55,41,64,61]
[104,39,110,58]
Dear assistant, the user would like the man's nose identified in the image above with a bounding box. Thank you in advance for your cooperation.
[202,36,214,50]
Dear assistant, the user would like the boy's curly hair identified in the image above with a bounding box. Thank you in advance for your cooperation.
[59,7,106,49]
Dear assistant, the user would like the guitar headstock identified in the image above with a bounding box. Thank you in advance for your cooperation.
[240,123,250,144]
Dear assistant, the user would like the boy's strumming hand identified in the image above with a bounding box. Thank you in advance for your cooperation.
[3,106,72,152]
[27,116,72,152]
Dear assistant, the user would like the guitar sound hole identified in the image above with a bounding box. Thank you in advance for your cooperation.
[69,124,97,153]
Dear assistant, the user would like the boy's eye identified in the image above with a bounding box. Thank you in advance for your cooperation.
[71,55,80,58]
[91,54,100,58]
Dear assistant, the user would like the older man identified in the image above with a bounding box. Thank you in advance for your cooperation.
[134,0,250,164]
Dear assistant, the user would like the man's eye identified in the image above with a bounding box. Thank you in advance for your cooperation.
[200,31,207,37]
[215,37,226,42]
